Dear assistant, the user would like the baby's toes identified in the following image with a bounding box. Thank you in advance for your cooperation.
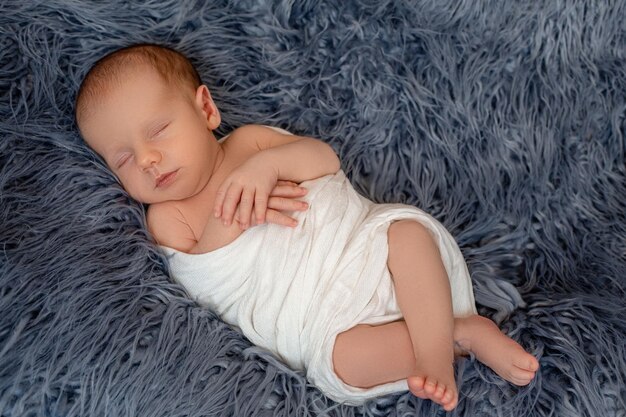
[441,387,458,410]
[441,388,459,411]
[524,356,540,372]
[408,375,426,397]
[412,390,429,400]
[433,383,446,401]
[423,377,438,395]
[442,396,458,412]
[514,352,539,372]
[441,387,455,404]
[509,367,536,386]
[408,376,431,399]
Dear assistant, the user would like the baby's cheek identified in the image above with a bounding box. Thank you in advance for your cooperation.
[121,180,147,203]
[134,189,156,204]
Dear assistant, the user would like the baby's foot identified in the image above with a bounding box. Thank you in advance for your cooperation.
[455,315,540,386]
[407,353,458,411]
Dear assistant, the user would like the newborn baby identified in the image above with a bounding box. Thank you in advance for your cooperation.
[75,44,539,410]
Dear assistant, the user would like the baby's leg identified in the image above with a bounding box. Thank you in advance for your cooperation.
[333,220,539,410]
[333,316,539,401]
[333,320,468,397]
[453,314,540,385]
[333,320,419,389]
[385,220,458,410]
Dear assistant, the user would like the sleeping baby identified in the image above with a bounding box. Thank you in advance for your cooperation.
[75,44,539,410]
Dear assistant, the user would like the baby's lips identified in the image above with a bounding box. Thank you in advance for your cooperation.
[154,170,177,188]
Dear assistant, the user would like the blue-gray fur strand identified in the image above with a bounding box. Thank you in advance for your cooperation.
[1,0,625,416]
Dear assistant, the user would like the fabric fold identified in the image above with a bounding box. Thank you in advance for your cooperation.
[161,170,477,404]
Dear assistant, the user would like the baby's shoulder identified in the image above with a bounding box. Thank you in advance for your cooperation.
[223,124,295,152]
[146,202,196,251]
[227,124,281,139]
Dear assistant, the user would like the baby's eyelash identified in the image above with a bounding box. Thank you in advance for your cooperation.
[116,155,130,168]
[152,123,170,137]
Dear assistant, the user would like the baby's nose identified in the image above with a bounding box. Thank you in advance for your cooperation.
[137,148,161,170]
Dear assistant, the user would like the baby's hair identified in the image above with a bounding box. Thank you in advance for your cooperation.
[75,44,201,128]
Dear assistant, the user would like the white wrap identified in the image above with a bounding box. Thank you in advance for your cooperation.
[161,170,477,404]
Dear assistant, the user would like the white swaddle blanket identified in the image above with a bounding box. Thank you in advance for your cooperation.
[161,170,477,405]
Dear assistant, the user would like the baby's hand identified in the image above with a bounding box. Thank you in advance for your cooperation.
[214,158,304,229]
[233,181,308,228]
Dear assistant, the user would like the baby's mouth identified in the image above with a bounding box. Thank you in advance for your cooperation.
[155,170,178,188]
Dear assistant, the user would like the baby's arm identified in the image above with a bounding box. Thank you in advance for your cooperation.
[243,126,340,183]
[146,183,310,252]
[215,125,340,227]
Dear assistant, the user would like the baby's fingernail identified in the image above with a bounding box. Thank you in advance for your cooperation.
[300,202,308,208]
[299,187,308,193]
[214,211,220,217]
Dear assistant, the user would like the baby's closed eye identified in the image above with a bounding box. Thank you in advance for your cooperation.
[150,122,170,138]
[116,153,131,168]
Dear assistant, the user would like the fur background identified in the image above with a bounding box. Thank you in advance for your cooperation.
[1,1,624,416]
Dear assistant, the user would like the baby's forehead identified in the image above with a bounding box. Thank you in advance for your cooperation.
[101,62,166,94]
[78,69,175,154]
[78,63,168,119]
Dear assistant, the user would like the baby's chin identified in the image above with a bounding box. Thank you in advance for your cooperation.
[127,179,203,204]
[124,186,177,205]
[141,196,178,205]
[137,191,194,206]
[128,192,175,206]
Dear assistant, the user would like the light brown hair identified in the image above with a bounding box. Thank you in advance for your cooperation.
[75,44,201,129]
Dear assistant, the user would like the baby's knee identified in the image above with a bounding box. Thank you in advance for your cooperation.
[388,219,432,245]
[332,328,375,388]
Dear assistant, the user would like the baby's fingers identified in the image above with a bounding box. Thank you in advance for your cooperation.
[234,206,259,228]
[215,183,243,226]
[264,209,298,228]
[254,192,269,225]
[213,183,228,219]
[275,180,299,187]
[267,196,308,212]
[237,187,256,229]
[270,184,308,198]
[236,209,298,228]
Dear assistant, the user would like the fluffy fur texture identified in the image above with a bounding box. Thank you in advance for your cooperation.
[1,1,624,416]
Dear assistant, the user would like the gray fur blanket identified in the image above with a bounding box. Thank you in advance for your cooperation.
[1,1,624,416]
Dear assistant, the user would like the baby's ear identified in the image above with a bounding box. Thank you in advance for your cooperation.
[195,85,221,130]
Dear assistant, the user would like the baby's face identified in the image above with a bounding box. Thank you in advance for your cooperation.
[79,67,221,204]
